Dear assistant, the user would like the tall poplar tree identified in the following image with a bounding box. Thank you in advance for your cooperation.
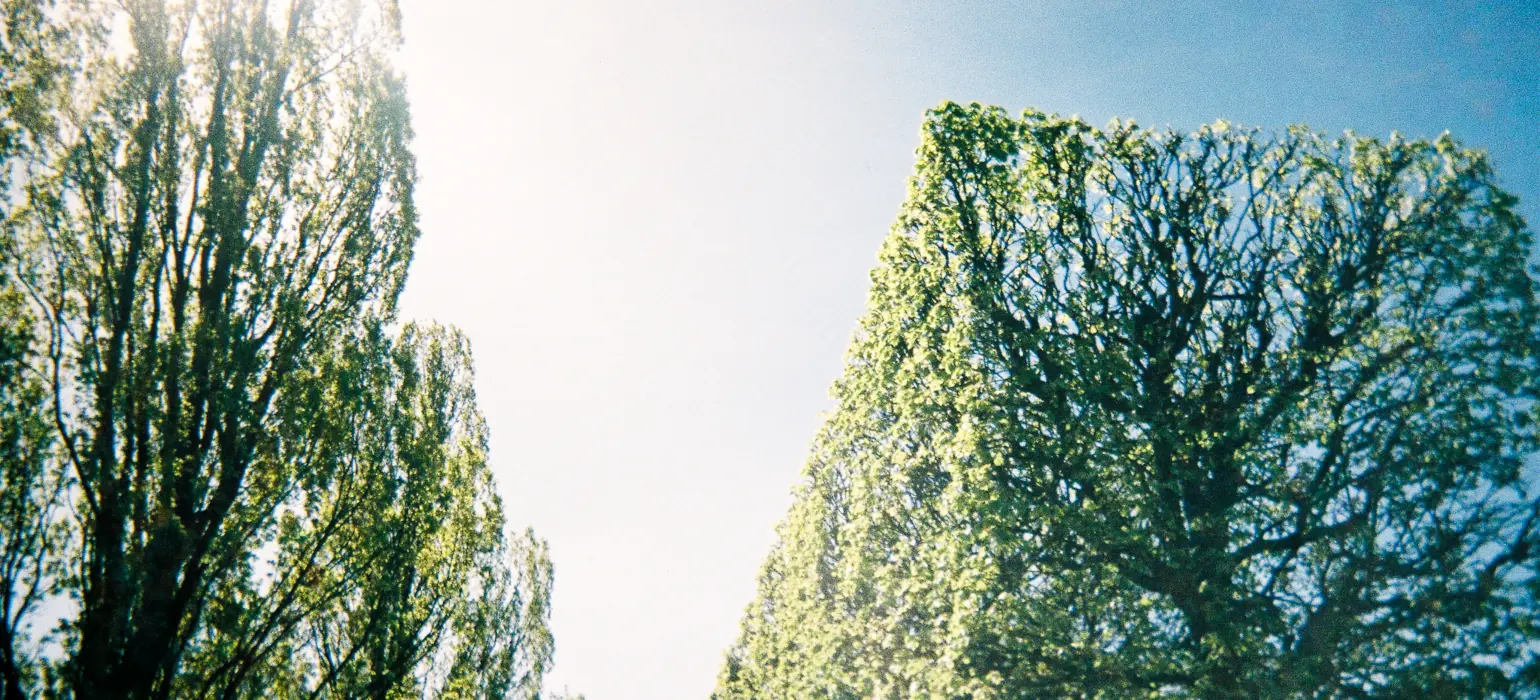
[717,103,1540,699]
[0,1,558,698]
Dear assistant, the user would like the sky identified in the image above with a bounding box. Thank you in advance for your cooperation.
[390,2,1539,697]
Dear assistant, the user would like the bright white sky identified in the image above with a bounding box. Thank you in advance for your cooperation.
[391,2,1536,697]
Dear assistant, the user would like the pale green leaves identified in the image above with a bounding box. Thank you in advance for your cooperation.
[718,103,1540,699]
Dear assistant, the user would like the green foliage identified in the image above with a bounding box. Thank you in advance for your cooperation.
[0,278,65,700]
[0,2,560,698]
[0,0,64,174]
[717,103,1540,699]
[172,324,555,700]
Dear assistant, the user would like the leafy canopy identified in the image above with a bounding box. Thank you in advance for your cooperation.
[0,1,557,698]
[717,103,1540,699]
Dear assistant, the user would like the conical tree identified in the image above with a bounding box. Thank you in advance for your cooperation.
[716,103,1540,699]
[0,1,561,698]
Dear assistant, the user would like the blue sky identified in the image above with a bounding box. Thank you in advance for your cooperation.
[392,2,1539,697]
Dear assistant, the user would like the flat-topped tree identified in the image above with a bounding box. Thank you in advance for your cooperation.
[717,103,1540,699]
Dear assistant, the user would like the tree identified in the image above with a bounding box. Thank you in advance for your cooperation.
[174,324,554,700]
[1,2,72,697]
[0,272,64,700]
[0,1,559,698]
[716,103,1540,699]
